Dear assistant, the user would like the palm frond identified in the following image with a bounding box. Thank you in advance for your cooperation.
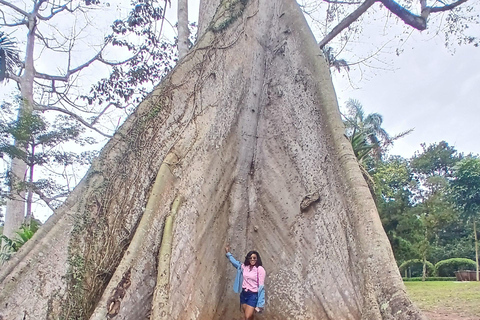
[0,30,21,81]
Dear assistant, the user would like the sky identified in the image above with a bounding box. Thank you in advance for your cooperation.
[301,0,480,159]
[333,35,480,159]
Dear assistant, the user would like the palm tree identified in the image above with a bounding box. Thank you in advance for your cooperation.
[0,30,20,82]
[342,99,412,163]
[342,99,413,195]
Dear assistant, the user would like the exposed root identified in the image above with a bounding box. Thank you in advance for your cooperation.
[151,195,183,319]
[89,153,179,320]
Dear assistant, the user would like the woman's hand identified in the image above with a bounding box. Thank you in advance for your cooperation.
[255,307,263,313]
[225,245,230,253]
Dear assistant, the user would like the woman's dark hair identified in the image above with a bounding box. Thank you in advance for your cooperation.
[244,251,263,267]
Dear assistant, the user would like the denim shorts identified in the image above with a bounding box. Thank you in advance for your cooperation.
[240,289,258,307]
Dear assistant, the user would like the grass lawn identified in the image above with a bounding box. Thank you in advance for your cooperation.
[405,281,480,317]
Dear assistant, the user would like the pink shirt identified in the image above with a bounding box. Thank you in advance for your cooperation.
[241,265,266,292]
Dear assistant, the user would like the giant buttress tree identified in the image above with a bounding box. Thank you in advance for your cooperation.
[0,0,425,319]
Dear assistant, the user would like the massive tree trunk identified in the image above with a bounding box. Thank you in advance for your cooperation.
[0,0,425,319]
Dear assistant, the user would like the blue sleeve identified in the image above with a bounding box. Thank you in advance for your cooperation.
[256,266,266,308]
[226,252,243,293]
[226,252,242,269]
[256,285,265,308]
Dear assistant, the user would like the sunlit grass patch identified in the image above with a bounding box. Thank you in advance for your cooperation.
[405,281,480,316]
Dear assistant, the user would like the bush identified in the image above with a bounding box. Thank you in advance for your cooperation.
[399,259,435,277]
[435,258,477,277]
[402,277,456,281]
[0,219,41,264]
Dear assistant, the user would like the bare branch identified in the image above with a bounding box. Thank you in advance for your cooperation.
[0,20,28,27]
[34,45,138,82]
[34,189,68,212]
[34,104,113,138]
[378,0,468,30]
[98,52,140,66]
[379,0,426,30]
[0,0,29,17]
[37,2,83,21]
[429,0,469,13]
[319,0,376,48]
[319,0,470,48]
[5,73,21,83]
[90,102,119,126]
[34,49,103,82]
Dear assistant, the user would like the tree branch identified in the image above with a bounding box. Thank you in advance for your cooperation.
[37,2,82,21]
[90,102,119,126]
[0,0,29,17]
[6,73,21,83]
[34,46,138,82]
[34,189,68,212]
[34,104,113,137]
[429,0,469,13]
[379,0,427,30]
[34,49,103,82]
[319,0,377,48]
[0,19,28,27]
[319,0,470,47]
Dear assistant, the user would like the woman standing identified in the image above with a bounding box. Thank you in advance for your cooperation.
[225,246,266,320]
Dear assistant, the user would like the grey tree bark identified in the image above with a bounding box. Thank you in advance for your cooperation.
[0,0,425,319]
[177,0,190,59]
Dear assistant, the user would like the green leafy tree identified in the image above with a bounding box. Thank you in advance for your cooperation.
[0,0,178,237]
[83,0,177,113]
[451,156,480,281]
[410,141,461,175]
[0,105,97,219]
[373,156,420,264]
[409,191,458,280]
[408,141,463,279]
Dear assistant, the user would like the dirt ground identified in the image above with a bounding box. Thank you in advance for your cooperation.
[423,309,480,320]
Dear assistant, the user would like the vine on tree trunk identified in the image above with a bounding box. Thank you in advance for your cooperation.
[209,0,249,33]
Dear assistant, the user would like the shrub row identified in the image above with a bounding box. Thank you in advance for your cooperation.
[399,258,477,277]
[402,277,456,281]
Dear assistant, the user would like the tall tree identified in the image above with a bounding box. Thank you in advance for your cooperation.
[373,156,420,264]
[451,156,480,281]
[409,141,463,278]
[0,108,97,217]
[0,0,114,239]
[0,0,175,239]
[0,1,425,318]
[343,99,412,164]
[1,0,473,318]
[177,0,190,59]
[410,141,462,182]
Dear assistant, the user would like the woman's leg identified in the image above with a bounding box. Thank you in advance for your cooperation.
[243,304,255,320]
